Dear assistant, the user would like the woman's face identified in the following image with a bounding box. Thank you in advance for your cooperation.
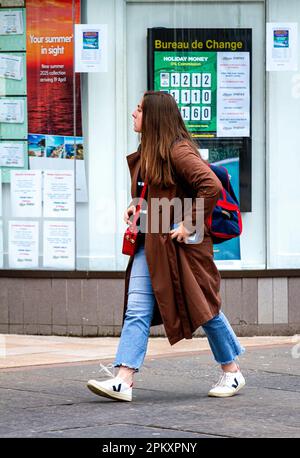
[132,99,143,133]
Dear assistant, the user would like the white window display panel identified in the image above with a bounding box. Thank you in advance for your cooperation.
[202,73,212,88]
[181,73,190,87]
[170,72,180,87]
[8,221,39,269]
[80,0,124,270]
[43,170,75,219]
[160,72,170,87]
[191,89,201,104]
[170,89,180,103]
[181,89,191,104]
[10,170,42,218]
[180,106,190,121]
[43,220,75,269]
[191,106,201,121]
[201,106,211,121]
[192,73,201,87]
[202,89,211,104]
[267,0,300,268]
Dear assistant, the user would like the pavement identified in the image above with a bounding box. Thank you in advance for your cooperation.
[0,334,299,438]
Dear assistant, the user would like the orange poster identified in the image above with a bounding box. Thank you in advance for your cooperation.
[26,0,81,137]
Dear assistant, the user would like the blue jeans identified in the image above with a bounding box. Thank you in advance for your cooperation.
[114,245,245,371]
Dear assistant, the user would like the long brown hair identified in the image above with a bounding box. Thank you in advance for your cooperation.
[140,91,198,187]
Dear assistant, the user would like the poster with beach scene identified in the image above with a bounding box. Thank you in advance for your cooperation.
[46,135,64,159]
[75,137,84,160]
[28,134,45,157]
[64,136,84,160]
[29,134,84,160]
[29,135,87,202]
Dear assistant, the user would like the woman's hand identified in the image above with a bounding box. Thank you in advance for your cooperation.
[170,222,192,243]
[123,205,136,226]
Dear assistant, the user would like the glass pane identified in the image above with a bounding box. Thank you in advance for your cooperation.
[267,0,300,268]
[130,1,264,270]
[0,0,78,270]
[0,0,268,272]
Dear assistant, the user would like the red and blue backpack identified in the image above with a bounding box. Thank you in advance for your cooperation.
[207,164,242,244]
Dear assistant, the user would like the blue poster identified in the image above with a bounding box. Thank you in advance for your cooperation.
[210,157,241,261]
[83,31,99,50]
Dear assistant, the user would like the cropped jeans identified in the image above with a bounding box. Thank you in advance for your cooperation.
[114,245,245,371]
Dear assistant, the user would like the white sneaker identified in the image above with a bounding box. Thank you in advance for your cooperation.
[208,370,245,398]
[87,377,133,402]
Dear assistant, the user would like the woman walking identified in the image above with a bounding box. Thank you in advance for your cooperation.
[87,91,245,401]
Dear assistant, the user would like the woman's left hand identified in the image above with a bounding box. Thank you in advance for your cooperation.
[170,222,192,243]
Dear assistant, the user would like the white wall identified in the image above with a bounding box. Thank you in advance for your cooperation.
[267,0,300,268]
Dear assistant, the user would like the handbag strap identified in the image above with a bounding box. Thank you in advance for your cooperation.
[131,181,148,229]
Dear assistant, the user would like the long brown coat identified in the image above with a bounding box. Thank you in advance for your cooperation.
[123,140,223,345]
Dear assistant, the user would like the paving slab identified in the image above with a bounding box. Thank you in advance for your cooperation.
[0,344,299,438]
[0,334,296,369]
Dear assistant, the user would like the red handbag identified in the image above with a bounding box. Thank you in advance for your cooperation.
[122,182,147,256]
